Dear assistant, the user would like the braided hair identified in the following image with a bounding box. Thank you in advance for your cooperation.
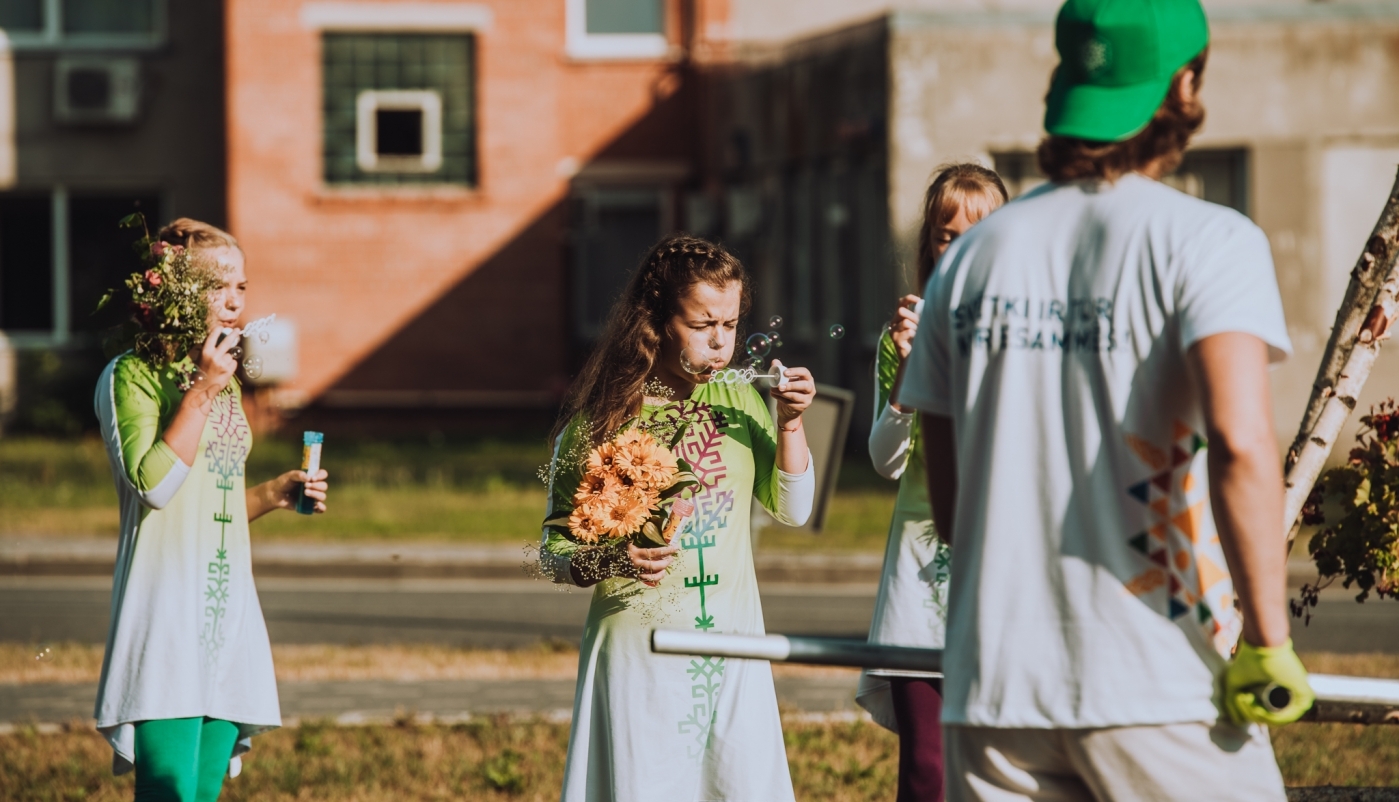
[554,234,751,441]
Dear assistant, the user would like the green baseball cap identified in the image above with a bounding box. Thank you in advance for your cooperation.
[1044,0,1209,142]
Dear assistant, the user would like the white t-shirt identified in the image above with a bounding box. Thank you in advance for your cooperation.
[898,174,1291,729]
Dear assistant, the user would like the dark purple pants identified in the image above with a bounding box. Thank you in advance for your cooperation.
[889,677,945,802]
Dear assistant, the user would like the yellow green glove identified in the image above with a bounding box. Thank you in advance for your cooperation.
[1223,638,1315,725]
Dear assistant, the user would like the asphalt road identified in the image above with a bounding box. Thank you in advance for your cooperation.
[3,575,1396,653]
[0,576,880,648]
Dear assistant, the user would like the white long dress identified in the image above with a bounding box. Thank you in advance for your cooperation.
[855,331,950,731]
[539,381,814,802]
[93,355,280,775]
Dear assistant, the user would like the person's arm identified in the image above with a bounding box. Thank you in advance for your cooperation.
[1188,332,1289,648]
[108,360,189,510]
[161,328,241,466]
[870,323,917,480]
[870,404,915,480]
[246,469,329,522]
[921,413,957,547]
[771,361,815,475]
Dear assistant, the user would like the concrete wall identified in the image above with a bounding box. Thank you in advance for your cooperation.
[885,6,1399,448]
[226,0,701,421]
[722,0,1328,48]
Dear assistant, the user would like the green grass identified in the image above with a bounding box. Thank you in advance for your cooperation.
[2,716,1395,801]
[0,436,899,550]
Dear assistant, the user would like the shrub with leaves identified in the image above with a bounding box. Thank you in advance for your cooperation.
[1293,399,1399,623]
[94,212,219,390]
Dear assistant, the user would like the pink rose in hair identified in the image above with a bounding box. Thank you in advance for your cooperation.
[144,269,162,287]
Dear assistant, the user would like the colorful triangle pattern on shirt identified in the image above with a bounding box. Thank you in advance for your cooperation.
[1118,421,1239,657]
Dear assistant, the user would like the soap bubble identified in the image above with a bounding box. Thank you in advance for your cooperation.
[768,315,784,329]
[767,331,783,348]
[829,324,846,340]
[243,356,264,380]
[34,643,54,663]
[681,331,721,375]
[745,356,763,370]
[229,345,243,360]
[745,332,772,358]
[258,331,270,344]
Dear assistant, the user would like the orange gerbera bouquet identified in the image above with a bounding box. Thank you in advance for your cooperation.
[546,424,698,549]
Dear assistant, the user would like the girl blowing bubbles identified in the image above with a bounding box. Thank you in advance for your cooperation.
[540,234,817,801]
[857,165,1006,802]
[93,219,329,800]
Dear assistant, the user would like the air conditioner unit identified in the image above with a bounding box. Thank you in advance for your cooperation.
[54,57,141,124]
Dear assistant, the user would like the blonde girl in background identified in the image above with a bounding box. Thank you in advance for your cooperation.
[539,234,817,801]
[93,219,329,801]
[856,165,1007,802]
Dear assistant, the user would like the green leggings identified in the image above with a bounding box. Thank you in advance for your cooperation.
[133,717,239,802]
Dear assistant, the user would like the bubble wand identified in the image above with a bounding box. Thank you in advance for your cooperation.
[216,313,276,380]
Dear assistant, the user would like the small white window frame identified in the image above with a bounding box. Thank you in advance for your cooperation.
[355,90,443,174]
[565,0,671,61]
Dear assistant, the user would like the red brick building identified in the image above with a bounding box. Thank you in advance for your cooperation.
[227,0,728,430]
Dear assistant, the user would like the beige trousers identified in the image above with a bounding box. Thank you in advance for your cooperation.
[945,721,1287,802]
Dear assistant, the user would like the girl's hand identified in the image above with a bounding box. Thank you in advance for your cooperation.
[770,361,815,430]
[192,327,241,397]
[274,468,329,513]
[627,540,678,585]
[888,295,921,361]
[246,468,329,523]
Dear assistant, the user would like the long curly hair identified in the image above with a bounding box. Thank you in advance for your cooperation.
[554,234,751,441]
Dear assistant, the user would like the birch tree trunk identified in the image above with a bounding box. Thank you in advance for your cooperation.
[1283,169,1399,545]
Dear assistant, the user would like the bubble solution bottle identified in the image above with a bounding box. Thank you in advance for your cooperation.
[296,431,324,515]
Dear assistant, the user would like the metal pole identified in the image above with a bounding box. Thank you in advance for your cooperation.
[652,630,1399,723]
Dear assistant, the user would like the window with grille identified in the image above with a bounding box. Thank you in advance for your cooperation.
[322,34,477,187]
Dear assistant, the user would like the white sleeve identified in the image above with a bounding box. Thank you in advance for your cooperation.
[770,450,816,527]
[1176,215,1292,362]
[869,403,914,480]
[139,461,192,510]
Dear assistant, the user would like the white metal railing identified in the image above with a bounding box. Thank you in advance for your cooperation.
[651,630,1399,724]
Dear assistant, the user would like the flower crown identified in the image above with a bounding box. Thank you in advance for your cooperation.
[95,212,220,390]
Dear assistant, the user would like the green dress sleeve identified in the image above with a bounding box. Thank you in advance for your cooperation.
[539,416,589,581]
[111,356,185,493]
[743,384,781,514]
[875,329,920,466]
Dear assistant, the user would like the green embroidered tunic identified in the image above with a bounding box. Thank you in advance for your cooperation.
[541,380,801,802]
[854,330,952,731]
[93,354,280,776]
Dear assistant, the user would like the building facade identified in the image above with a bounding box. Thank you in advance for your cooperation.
[226,0,724,433]
[702,0,1399,448]
[4,0,1399,450]
[0,0,226,433]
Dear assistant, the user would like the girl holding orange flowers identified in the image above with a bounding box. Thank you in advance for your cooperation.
[539,234,816,801]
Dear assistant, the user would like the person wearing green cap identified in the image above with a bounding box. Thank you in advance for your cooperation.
[894,0,1313,798]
